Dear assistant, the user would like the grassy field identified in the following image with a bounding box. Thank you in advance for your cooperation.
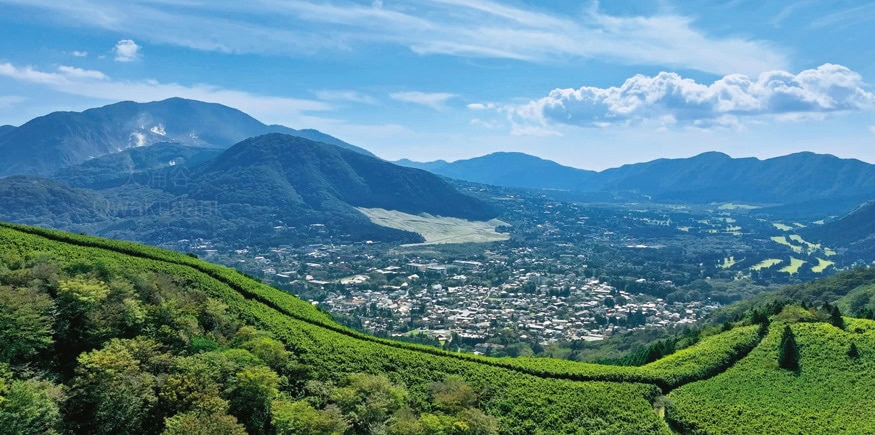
[771,235,804,254]
[773,222,794,231]
[722,256,737,269]
[358,207,510,245]
[718,203,760,210]
[812,258,836,273]
[779,257,806,274]
[751,258,783,271]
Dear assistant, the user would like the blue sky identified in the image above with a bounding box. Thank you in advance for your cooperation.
[0,0,874,169]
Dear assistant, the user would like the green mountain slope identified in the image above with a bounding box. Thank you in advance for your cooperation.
[668,319,875,433]
[805,200,875,256]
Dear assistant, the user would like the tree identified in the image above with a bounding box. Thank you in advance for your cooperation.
[778,326,800,371]
[431,376,478,413]
[271,400,347,435]
[848,342,861,359]
[0,286,55,365]
[66,338,160,434]
[163,411,247,435]
[829,305,845,330]
[227,366,280,435]
[0,378,64,435]
[331,374,407,433]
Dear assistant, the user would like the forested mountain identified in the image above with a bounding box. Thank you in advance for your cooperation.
[0,125,14,137]
[0,134,495,246]
[54,142,223,189]
[396,152,597,191]
[0,98,373,177]
[2,223,875,434]
[401,151,875,205]
[189,134,495,220]
[805,201,875,257]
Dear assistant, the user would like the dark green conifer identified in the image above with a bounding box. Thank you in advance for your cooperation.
[848,342,860,359]
[778,325,800,371]
[829,305,845,330]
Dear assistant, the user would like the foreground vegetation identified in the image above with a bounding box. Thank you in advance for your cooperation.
[3,222,875,433]
[668,318,875,433]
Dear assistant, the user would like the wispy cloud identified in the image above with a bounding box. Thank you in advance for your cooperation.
[0,0,787,75]
[0,95,26,109]
[0,62,331,125]
[507,64,875,129]
[71,50,88,57]
[390,91,457,110]
[57,65,107,80]
[113,39,141,62]
[313,90,377,105]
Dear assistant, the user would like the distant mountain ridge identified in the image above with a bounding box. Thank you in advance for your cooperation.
[0,98,374,177]
[398,151,875,205]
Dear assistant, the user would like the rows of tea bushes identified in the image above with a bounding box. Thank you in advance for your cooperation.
[667,320,875,433]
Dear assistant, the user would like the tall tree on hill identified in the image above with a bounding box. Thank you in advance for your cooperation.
[829,305,845,330]
[778,326,800,371]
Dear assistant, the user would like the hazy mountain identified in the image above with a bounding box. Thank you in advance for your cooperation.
[0,125,14,137]
[53,142,223,189]
[401,151,875,205]
[805,201,875,254]
[396,152,597,191]
[0,98,373,177]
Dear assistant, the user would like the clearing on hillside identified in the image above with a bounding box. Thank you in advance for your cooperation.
[812,258,835,273]
[358,207,511,245]
[779,257,806,274]
[751,259,783,271]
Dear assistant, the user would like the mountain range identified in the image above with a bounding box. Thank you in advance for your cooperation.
[397,151,875,205]
[0,97,373,177]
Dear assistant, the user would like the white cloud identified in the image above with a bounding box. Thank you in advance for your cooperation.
[0,0,787,75]
[869,125,875,134]
[0,62,331,125]
[113,39,141,62]
[389,91,457,110]
[71,50,88,57]
[57,65,107,80]
[508,64,875,129]
[313,90,377,105]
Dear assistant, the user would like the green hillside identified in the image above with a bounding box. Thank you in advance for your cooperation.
[1,223,874,433]
[668,319,875,433]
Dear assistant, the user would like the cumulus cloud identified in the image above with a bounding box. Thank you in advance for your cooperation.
[113,39,141,62]
[389,91,457,110]
[509,64,875,129]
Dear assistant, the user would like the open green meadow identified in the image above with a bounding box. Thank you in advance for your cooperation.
[358,207,511,245]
